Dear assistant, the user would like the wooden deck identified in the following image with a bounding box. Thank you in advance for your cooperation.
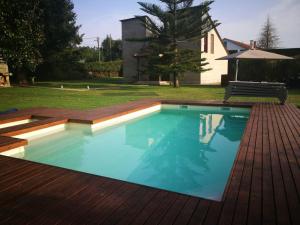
[0,102,300,225]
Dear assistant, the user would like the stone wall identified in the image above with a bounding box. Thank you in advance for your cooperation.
[121,17,149,82]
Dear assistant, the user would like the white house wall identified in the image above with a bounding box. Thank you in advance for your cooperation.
[200,28,228,85]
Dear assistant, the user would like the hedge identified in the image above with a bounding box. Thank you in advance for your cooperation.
[85,60,122,77]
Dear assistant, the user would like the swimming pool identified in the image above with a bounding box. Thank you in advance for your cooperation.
[9,105,250,201]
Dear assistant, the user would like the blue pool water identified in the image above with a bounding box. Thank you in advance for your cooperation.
[21,105,249,201]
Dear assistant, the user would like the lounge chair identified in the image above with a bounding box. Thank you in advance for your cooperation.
[224,81,288,104]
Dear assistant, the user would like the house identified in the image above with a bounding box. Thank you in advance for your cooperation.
[121,16,228,85]
[223,38,253,53]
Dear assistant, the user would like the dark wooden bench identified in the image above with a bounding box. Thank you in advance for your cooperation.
[224,81,288,104]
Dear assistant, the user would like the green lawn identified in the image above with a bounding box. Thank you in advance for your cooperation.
[1,79,300,111]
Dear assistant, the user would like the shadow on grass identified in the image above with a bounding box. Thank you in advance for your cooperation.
[102,92,159,97]
[36,83,156,91]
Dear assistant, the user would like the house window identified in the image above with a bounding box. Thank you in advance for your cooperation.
[211,34,215,54]
[204,34,208,53]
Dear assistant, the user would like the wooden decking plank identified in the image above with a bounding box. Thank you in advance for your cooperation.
[280,105,300,165]
[272,105,300,224]
[285,105,300,135]
[143,192,179,225]
[0,157,35,177]
[273,105,300,193]
[217,105,255,225]
[173,197,199,225]
[129,191,176,225]
[101,187,158,225]
[277,105,300,180]
[266,103,291,225]
[282,105,300,142]
[54,180,129,224]
[158,195,190,225]
[188,199,211,225]
[247,103,263,225]
[104,188,159,224]
[0,169,68,223]
[2,172,91,224]
[0,136,27,152]
[270,104,300,225]
[0,164,66,204]
[0,162,50,187]
[288,104,300,120]
[0,117,67,136]
[202,201,223,225]
[28,175,117,224]
[117,189,161,225]
[232,104,260,225]
[0,114,31,125]
[78,183,141,225]
[261,103,276,225]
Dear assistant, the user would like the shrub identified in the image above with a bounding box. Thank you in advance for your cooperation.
[36,48,88,81]
[85,60,122,78]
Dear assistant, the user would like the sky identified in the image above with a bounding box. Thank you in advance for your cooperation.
[73,0,300,48]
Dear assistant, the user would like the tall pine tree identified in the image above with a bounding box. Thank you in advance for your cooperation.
[136,0,218,87]
[257,16,279,49]
[37,0,83,80]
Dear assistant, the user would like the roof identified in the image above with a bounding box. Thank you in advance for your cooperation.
[120,16,149,22]
[223,38,251,50]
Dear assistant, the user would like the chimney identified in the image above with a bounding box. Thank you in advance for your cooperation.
[253,41,257,49]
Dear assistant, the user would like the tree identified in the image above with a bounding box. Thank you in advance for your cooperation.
[0,0,83,82]
[101,35,122,62]
[36,0,83,80]
[0,0,44,82]
[78,47,99,63]
[136,0,218,87]
[257,16,279,49]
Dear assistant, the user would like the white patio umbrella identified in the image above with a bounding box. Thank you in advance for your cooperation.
[216,49,294,81]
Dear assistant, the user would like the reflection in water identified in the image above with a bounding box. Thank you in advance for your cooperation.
[21,106,249,201]
[124,109,248,200]
[217,115,249,141]
[199,114,223,143]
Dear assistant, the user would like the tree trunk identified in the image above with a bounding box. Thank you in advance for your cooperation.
[15,67,28,85]
[173,72,180,88]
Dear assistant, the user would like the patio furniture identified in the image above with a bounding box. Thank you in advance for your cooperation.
[216,48,293,81]
[224,81,288,104]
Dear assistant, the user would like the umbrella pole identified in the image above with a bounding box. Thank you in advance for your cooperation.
[235,59,239,81]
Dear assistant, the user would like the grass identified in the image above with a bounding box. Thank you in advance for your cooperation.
[1,78,300,111]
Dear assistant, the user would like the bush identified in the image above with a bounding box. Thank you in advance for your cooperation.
[85,60,122,78]
[36,48,88,81]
